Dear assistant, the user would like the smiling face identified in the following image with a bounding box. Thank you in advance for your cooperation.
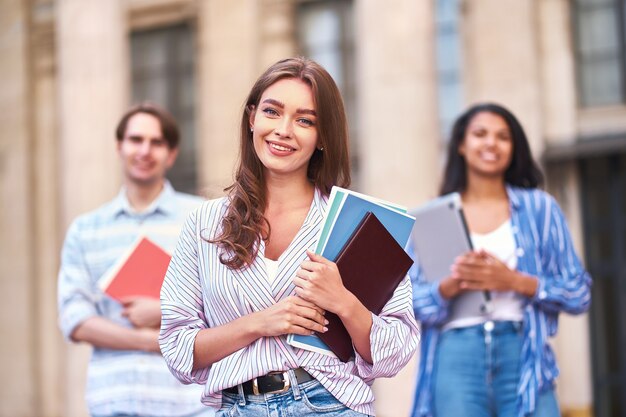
[459,111,513,180]
[249,77,319,181]
[117,112,178,187]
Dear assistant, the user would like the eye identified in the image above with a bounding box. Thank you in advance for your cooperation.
[126,135,143,143]
[297,117,315,127]
[262,107,279,117]
[151,138,168,147]
[497,131,512,142]
[471,129,486,138]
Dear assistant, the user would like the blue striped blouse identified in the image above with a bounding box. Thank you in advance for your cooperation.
[408,186,592,417]
[159,188,420,415]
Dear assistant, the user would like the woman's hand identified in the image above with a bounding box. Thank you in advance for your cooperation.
[438,275,466,300]
[254,296,328,337]
[121,297,162,329]
[450,249,537,296]
[294,250,374,363]
[293,250,352,316]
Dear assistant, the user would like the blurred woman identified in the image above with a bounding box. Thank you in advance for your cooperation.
[408,103,591,417]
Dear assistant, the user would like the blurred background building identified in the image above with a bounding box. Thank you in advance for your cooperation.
[1,0,625,416]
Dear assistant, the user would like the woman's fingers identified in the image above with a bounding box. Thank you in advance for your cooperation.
[282,296,327,327]
[288,295,325,316]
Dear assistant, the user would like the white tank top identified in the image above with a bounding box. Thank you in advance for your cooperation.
[264,257,279,283]
[443,219,524,331]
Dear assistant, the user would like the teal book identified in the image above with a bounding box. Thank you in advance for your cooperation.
[319,193,415,261]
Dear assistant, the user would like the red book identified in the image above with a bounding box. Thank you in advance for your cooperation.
[99,236,172,301]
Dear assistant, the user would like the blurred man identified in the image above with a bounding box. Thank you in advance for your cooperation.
[57,103,212,417]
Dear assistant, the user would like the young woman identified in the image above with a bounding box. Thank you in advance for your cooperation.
[408,103,592,417]
[159,57,419,417]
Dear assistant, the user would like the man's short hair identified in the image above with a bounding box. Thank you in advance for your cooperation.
[115,102,180,149]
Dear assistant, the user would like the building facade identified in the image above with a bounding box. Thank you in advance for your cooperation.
[2,0,625,416]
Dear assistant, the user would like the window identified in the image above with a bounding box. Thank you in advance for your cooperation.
[435,0,464,140]
[579,153,626,417]
[574,0,626,107]
[296,0,358,180]
[130,24,198,194]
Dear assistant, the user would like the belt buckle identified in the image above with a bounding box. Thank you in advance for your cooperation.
[252,371,291,395]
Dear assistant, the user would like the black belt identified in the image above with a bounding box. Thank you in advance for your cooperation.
[224,368,314,395]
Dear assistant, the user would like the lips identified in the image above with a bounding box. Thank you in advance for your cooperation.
[267,140,296,154]
[133,161,155,169]
[479,152,498,162]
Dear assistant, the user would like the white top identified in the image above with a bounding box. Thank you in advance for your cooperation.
[264,257,279,283]
[444,219,524,330]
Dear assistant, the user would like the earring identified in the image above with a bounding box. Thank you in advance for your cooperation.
[250,127,253,133]
[318,146,324,151]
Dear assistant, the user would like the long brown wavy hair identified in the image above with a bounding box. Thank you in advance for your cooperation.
[210,57,351,270]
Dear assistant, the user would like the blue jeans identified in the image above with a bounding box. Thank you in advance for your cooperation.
[217,376,370,417]
[433,321,560,417]
[93,409,214,417]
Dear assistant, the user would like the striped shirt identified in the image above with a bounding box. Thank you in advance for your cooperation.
[57,182,210,417]
[408,186,592,417]
[159,188,420,415]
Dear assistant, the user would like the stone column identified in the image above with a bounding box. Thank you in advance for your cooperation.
[0,0,36,415]
[461,0,543,154]
[258,0,295,69]
[57,0,127,415]
[355,2,438,416]
[31,2,64,415]
[196,0,260,197]
[355,0,439,209]
[538,0,577,144]
[538,3,592,415]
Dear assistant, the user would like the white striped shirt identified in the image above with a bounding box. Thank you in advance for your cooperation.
[159,188,420,415]
[57,182,210,417]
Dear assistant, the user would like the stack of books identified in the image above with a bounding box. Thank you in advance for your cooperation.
[287,187,416,361]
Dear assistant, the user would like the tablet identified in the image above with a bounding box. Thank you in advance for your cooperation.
[409,192,490,322]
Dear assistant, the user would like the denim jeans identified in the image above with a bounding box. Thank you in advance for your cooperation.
[93,409,214,417]
[93,408,214,417]
[217,375,371,417]
[433,321,559,417]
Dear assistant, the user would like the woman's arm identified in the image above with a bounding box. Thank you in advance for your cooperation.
[293,250,420,373]
[450,194,591,315]
[160,205,328,382]
[532,195,592,314]
[294,251,374,362]
[449,249,538,295]
[192,295,327,370]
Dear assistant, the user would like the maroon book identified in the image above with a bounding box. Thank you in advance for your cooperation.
[318,212,414,362]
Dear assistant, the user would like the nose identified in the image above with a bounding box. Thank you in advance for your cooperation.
[485,134,497,147]
[274,118,293,139]
[138,139,151,155]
